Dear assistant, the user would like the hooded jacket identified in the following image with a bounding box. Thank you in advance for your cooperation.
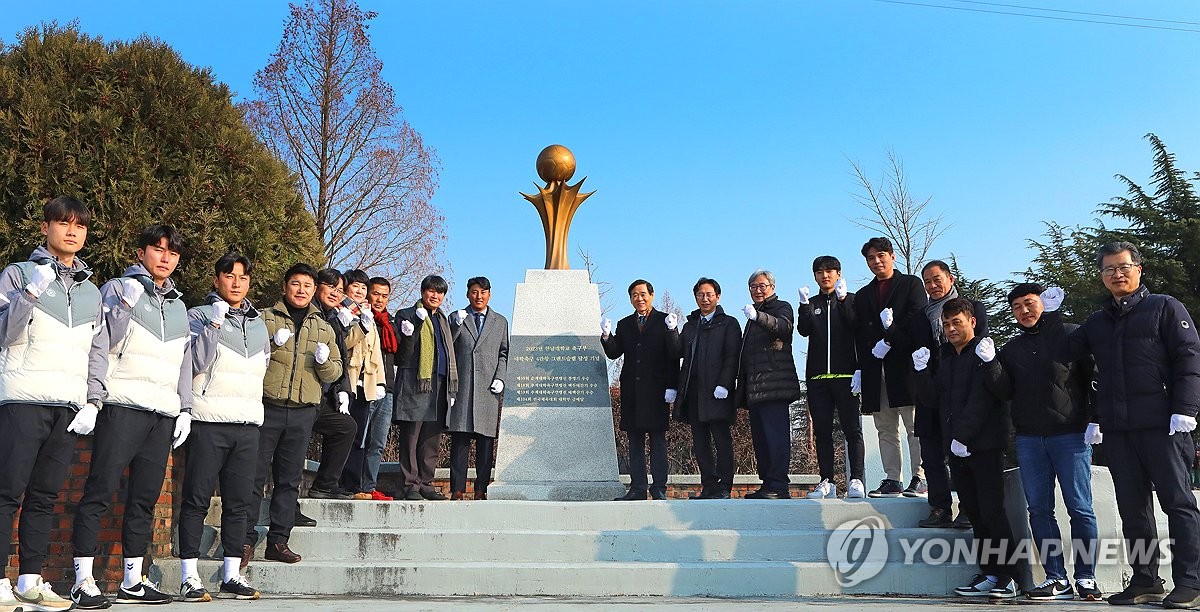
[189,292,271,425]
[261,300,343,408]
[89,263,192,417]
[0,246,102,408]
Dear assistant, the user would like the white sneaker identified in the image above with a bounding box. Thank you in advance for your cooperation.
[806,479,837,499]
[955,574,998,597]
[847,479,866,499]
[0,578,22,612]
[988,577,1020,599]
[15,576,73,611]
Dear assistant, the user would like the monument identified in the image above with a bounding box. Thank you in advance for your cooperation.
[488,145,626,501]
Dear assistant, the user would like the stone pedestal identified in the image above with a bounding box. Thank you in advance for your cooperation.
[488,269,626,501]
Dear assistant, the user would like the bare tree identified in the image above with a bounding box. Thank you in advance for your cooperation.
[848,148,948,274]
[579,247,613,316]
[243,0,444,295]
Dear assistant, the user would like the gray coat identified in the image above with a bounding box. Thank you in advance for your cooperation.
[448,309,509,437]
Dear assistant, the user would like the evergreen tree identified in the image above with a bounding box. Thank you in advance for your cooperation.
[947,254,1018,345]
[0,23,323,304]
[1021,221,1104,323]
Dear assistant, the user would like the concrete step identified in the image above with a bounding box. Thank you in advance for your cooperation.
[149,559,979,597]
[204,525,973,563]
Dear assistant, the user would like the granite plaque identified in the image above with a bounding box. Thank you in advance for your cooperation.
[507,334,609,407]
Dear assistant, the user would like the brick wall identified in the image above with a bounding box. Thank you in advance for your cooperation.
[6,437,178,593]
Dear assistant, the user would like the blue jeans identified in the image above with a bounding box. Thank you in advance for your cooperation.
[1015,432,1098,581]
[362,392,394,492]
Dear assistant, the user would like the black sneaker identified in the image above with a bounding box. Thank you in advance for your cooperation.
[1107,578,1165,605]
[902,477,927,498]
[951,513,972,529]
[1025,577,1072,600]
[917,507,952,528]
[867,479,904,498]
[988,577,1020,599]
[954,573,997,597]
[218,576,260,600]
[178,576,211,603]
[71,577,112,609]
[1075,578,1102,601]
[115,577,173,604]
[307,487,352,500]
[1165,585,1200,609]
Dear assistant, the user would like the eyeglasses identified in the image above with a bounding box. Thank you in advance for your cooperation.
[748,283,773,291]
[1100,263,1139,277]
[695,292,717,299]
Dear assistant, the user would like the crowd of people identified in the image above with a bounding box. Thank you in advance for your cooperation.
[1,195,1199,608]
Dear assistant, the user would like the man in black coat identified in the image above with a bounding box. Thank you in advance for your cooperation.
[902,260,988,527]
[796,256,864,499]
[602,279,682,500]
[1064,242,1200,608]
[911,298,1019,600]
[675,277,741,500]
[853,237,927,498]
[738,269,802,499]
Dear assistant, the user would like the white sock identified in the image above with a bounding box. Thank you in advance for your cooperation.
[16,574,41,594]
[122,557,143,589]
[222,557,241,583]
[986,575,999,584]
[73,557,94,587]
[181,558,199,582]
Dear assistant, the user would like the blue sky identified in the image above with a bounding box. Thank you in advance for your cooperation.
[6,1,1200,357]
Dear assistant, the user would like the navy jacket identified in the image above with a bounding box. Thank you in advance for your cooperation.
[1066,285,1200,431]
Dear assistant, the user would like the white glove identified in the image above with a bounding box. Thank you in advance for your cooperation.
[665,389,677,403]
[880,308,894,330]
[1170,414,1197,435]
[1085,423,1103,444]
[834,278,848,300]
[450,397,456,408]
[25,263,56,298]
[120,277,145,308]
[798,287,810,305]
[210,301,230,326]
[974,337,996,363]
[273,328,292,347]
[912,347,931,371]
[415,307,428,321]
[714,385,729,399]
[67,402,100,435]
[742,305,757,320]
[336,307,355,327]
[314,342,330,364]
[376,384,387,401]
[665,313,679,330]
[950,439,971,458]
[871,339,891,360]
[172,413,192,449]
[850,370,862,395]
[1041,287,1065,312]
[337,391,350,414]
[601,318,612,336]
[490,379,504,394]
[400,320,415,336]
[454,309,468,325]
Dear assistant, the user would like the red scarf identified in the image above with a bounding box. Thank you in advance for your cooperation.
[374,307,398,353]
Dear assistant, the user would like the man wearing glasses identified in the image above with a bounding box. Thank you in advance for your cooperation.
[1065,242,1200,608]
[738,270,801,499]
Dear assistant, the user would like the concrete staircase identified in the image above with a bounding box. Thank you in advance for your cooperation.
[151,497,980,597]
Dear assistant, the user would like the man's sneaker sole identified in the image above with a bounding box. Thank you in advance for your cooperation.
[902,491,927,498]
[867,492,902,498]
[1027,592,1074,600]
[217,585,260,601]
[15,595,74,612]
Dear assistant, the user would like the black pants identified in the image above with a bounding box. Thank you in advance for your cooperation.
[1106,429,1200,589]
[626,428,668,495]
[340,392,374,494]
[916,402,952,512]
[73,405,173,558]
[311,399,356,492]
[748,400,792,494]
[806,378,865,481]
[0,403,75,574]
[449,432,495,494]
[690,419,733,493]
[246,403,317,547]
[397,378,448,494]
[949,449,1018,581]
[178,422,258,559]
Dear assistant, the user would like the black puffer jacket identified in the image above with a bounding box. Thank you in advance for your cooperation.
[796,291,858,380]
[979,311,1092,436]
[676,306,741,423]
[738,294,801,407]
[913,337,1010,453]
[1067,285,1200,431]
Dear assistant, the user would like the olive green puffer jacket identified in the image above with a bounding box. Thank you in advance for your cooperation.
[262,301,343,407]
